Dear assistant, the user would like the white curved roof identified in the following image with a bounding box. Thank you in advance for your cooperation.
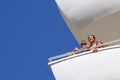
[55,0,120,44]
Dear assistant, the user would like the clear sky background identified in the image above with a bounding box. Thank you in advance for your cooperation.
[0,0,80,80]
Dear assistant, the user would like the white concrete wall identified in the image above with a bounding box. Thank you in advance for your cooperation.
[49,45,120,80]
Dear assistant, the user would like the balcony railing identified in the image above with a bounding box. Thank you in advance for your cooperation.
[48,39,120,62]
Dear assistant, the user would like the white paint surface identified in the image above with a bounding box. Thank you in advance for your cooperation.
[50,45,120,80]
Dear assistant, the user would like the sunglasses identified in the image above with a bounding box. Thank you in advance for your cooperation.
[81,43,87,45]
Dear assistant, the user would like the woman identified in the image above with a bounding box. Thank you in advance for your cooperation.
[88,35,98,52]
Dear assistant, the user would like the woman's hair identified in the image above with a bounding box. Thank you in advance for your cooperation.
[88,34,96,41]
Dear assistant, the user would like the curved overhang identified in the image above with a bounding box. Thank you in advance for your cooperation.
[55,0,120,44]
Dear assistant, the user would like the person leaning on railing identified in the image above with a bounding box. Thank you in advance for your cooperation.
[79,40,89,51]
[72,35,98,53]
[72,34,108,54]
[88,35,108,52]
[96,40,108,48]
[72,40,89,54]
[88,34,98,52]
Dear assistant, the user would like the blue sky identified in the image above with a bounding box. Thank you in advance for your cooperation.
[0,0,80,80]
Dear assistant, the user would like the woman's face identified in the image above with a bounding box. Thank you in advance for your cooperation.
[88,35,95,43]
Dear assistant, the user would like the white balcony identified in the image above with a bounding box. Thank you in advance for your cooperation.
[48,44,120,80]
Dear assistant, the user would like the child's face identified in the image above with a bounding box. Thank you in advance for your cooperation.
[96,40,103,45]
